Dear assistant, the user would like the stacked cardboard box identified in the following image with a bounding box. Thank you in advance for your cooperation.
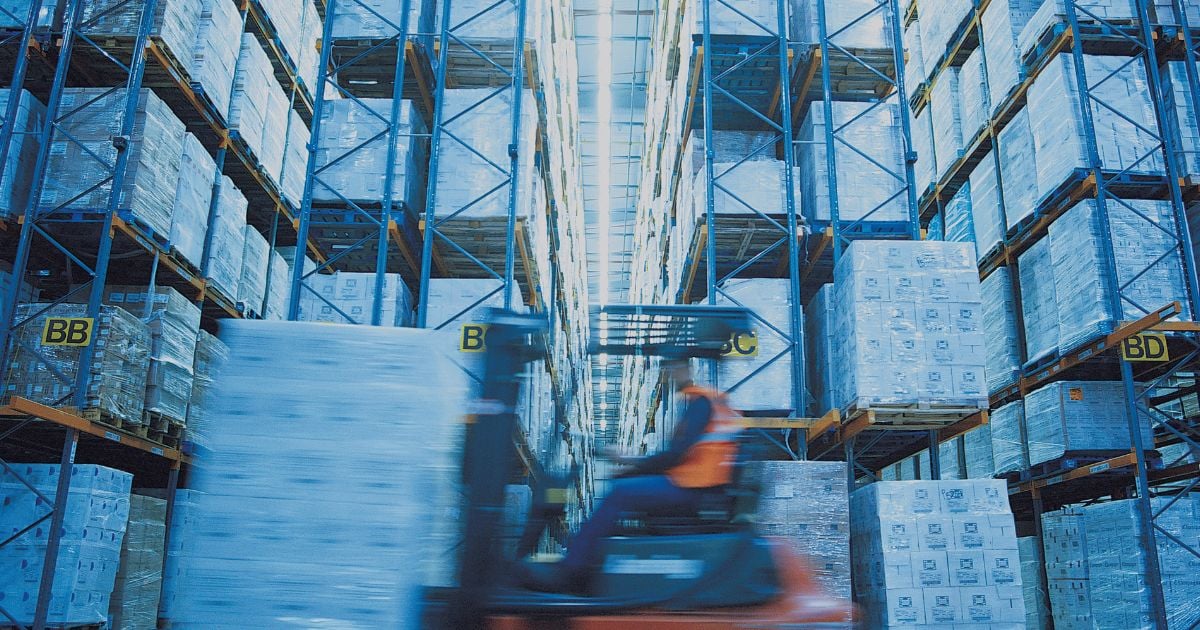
[1018,536,1051,629]
[1043,497,1200,629]
[1021,380,1152,466]
[108,494,167,630]
[0,89,45,219]
[753,461,851,603]
[797,102,909,223]
[170,133,216,269]
[715,279,794,412]
[229,34,289,185]
[295,271,415,327]
[105,286,202,426]
[163,321,467,626]
[331,0,425,38]
[851,480,1025,627]
[817,240,988,414]
[789,0,893,48]
[312,99,428,206]
[0,464,133,626]
[191,0,242,117]
[959,48,990,143]
[42,88,185,238]
[186,329,228,450]
[238,225,269,317]
[942,182,975,259]
[82,0,201,78]
[7,304,151,425]
[981,267,1021,393]
[204,176,247,301]
[258,0,321,90]
[990,400,1028,476]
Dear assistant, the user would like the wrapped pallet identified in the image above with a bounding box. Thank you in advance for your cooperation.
[962,424,994,479]
[1018,0,1138,59]
[989,399,1028,475]
[7,304,151,425]
[81,0,200,77]
[938,438,964,479]
[0,89,45,219]
[280,110,310,208]
[42,88,185,238]
[688,160,802,227]
[238,225,269,317]
[753,461,851,603]
[1027,54,1164,203]
[998,107,1039,231]
[918,0,972,77]
[258,0,321,89]
[1049,199,1191,353]
[260,84,290,187]
[1024,380,1152,466]
[105,286,202,425]
[968,150,1004,259]
[170,133,216,269]
[981,0,1042,112]
[297,271,414,327]
[679,130,778,178]
[331,0,424,38]
[797,102,909,223]
[805,283,837,416]
[943,182,975,259]
[433,89,537,221]
[981,267,1021,392]
[108,494,167,630]
[0,0,56,28]
[789,0,893,48]
[312,99,427,206]
[206,176,247,301]
[1018,236,1057,363]
[0,464,133,627]
[186,329,229,450]
[958,48,990,143]
[1043,497,1200,629]
[229,34,273,165]
[902,20,925,93]
[825,241,988,413]
[930,68,964,181]
[262,249,290,321]
[1167,62,1200,181]
[715,279,794,413]
[850,480,1024,627]
[911,105,937,191]
[163,322,467,626]
[191,0,242,117]
[1018,536,1051,630]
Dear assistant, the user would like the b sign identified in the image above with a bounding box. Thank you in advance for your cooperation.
[460,323,490,352]
[41,317,94,347]
[1121,333,1168,362]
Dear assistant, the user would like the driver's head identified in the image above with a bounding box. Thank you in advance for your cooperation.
[663,357,693,391]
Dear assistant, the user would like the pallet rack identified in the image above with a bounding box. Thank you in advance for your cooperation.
[908,0,1200,624]
[0,0,326,626]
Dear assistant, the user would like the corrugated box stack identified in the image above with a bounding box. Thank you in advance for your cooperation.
[170,133,216,269]
[1018,536,1052,629]
[851,480,1025,627]
[816,240,988,414]
[41,88,184,237]
[0,464,132,626]
[105,286,202,429]
[330,0,424,39]
[108,493,168,630]
[7,303,151,425]
[0,88,45,219]
[1042,497,1200,629]
[753,461,851,603]
[191,0,242,116]
[296,271,415,326]
[238,225,270,317]
[165,321,466,627]
[206,176,248,300]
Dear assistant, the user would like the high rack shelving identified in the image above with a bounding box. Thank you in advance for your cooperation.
[910,0,1200,625]
[0,0,340,627]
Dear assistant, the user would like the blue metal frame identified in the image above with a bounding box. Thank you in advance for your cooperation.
[1061,0,1200,623]
[288,0,417,325]
[0,1,159,627]
[417,0,530,329]
[696,0,805,439]
[816,0,921,258]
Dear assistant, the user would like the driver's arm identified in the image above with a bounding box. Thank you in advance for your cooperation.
[620,396,712,477]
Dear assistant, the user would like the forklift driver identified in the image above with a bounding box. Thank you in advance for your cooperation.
[520,356,742,593]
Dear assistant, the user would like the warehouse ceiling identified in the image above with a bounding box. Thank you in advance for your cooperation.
[575,0,652,443]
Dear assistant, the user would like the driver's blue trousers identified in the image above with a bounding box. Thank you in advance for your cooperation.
[561,475,703,575]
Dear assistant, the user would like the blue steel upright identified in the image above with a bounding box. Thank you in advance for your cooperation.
[0,0,161,627]
[288,0,417,325]
[1062,0,1200,624]
[417,0,530,331]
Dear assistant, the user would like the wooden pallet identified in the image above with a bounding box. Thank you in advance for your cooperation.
[144,410,185,438]
[80,407,149,438]
[842,399,990,428]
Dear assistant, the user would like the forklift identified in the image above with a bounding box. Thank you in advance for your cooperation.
[421,305,855,628]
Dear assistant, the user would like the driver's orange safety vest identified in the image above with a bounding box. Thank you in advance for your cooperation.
[666,386,743,489]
